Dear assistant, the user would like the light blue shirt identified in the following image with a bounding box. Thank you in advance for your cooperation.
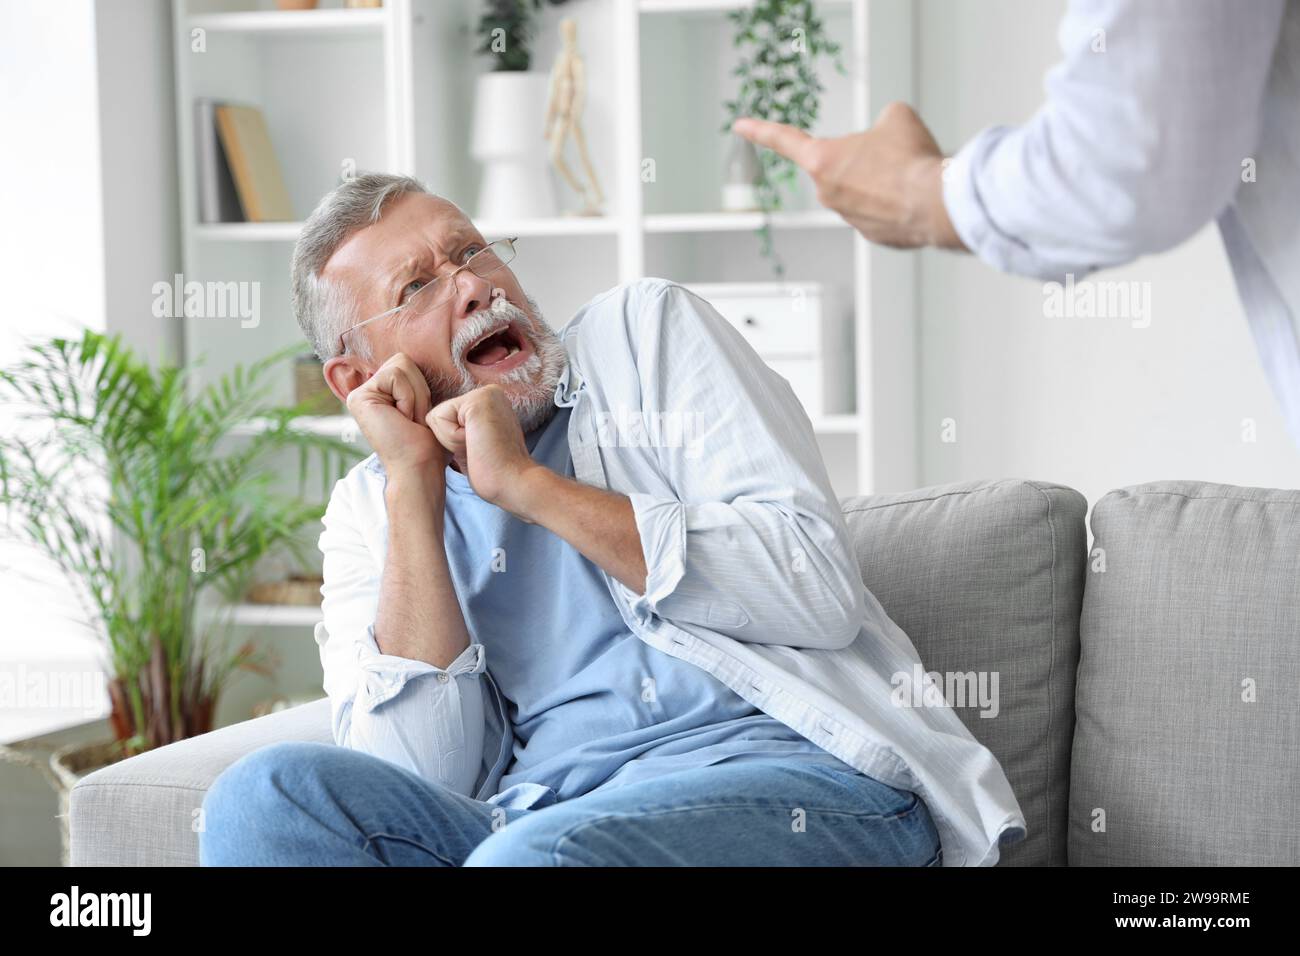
[316,277,1027,865]
[439,402,852,811]
[942,0,1300,448]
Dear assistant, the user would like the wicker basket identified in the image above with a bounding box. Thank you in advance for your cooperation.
[245,574,325,606]
[0,737,128,866]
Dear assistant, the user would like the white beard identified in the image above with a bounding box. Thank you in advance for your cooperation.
[422,291,566,434]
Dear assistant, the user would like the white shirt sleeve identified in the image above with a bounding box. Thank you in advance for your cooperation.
[314,471,488,796]
[942,0,1286,280]
[616,281,867,652]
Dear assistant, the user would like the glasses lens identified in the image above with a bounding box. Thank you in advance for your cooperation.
[403,239,517,319]
[407,274,455,316]
[468,238,515,278]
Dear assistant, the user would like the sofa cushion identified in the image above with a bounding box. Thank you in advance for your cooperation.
[840,479,1086,866]
[1071,481,1300,866]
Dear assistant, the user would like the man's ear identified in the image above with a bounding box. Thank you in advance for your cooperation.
[322,354,371,404]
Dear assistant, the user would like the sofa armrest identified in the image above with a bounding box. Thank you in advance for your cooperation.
[69,697,332,866]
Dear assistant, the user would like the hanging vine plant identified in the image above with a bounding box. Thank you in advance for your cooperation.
[721,0,845,278]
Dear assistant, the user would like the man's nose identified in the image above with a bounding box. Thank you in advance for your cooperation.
[448,268,494,321]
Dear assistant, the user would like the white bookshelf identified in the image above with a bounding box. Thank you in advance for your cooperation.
[173,0,916,625]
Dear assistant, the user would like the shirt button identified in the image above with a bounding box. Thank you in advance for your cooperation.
[437,673,450,683]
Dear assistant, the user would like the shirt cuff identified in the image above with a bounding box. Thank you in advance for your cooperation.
[943,126,1067,281]
[625,492,687,620]
[354,627,486,713]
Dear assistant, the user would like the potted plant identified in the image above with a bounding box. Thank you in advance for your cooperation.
[471,0,570,219]
[721,0,845,277]
[0,332,354,808]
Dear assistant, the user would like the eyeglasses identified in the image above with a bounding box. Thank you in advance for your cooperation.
[337,236,519,356]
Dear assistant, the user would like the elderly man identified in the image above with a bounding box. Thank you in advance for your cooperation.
[198,173,1024,867]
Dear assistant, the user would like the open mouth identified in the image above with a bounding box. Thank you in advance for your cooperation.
[464,322,526,368]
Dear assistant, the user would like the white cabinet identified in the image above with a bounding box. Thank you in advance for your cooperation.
[680,281,853,421]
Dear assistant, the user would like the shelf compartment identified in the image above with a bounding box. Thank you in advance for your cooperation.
[193,221,302,241]
[640,0,852,13]
[472,216,623,238]
[226,603,323,627]
[812,414,860,434]
[230,414,357,438]
[188,9,387,37]
[644,210,848,233]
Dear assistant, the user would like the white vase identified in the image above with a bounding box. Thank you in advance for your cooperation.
[471,71,557,220]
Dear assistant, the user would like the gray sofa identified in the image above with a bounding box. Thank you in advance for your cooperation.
[69,477,1300,866]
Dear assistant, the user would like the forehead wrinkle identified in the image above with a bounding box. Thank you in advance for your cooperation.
[383,224,480,301]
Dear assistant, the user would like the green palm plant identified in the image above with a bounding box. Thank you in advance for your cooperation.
[0,330,356,757]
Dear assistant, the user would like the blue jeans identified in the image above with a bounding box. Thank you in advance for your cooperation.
[198,741,943,867]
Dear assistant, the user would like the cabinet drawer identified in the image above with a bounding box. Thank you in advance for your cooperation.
[763,357,825,420]
[685,284,821,357]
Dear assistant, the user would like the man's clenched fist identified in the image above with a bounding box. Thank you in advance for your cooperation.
[426,384,545,518]
[345,352,446,477]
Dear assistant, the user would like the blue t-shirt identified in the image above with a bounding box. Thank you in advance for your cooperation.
[441,404,853,808]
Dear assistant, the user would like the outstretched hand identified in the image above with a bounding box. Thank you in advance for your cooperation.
[732,102,965,251]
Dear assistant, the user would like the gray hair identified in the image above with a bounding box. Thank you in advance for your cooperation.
[290,172,454,361]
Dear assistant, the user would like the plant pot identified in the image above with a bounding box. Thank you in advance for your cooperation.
[276,0,320,10]
[722,134,762,212]
[246,574,325,606]
[470,71,557,220]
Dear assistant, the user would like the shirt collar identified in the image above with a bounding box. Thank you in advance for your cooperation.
[553,334,587,408]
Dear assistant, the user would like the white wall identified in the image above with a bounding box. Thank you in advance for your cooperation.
[0,0,180,748]
[0,0,107,343]
[915,0,1300,512]
[0,0,111,747]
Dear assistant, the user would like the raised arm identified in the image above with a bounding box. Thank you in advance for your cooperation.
[733,0,1286,279]
[941,0,1286,279]
[609,282,867,650]
[316,353,489,795]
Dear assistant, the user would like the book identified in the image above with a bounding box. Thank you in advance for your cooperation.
[214,103,294,222]
[194,99,244,223]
